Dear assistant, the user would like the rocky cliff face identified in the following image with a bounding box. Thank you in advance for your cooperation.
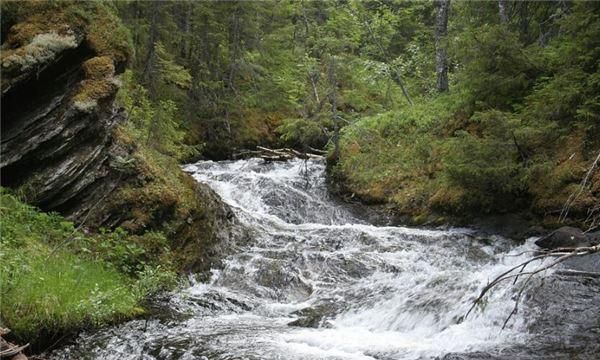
[0,3,238,272]
[1,29,125,221]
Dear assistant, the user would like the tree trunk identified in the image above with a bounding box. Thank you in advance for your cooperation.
[142,1,161,89]
[142,1,162,148]
[499,0,509,24]
[518,1,530,43]
[227,5,242,94]
[434,0,450,93]
[328,56,339,162]
[181,2,193,60]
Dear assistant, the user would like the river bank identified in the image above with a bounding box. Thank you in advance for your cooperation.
[0,3,241,353]
[327,172,547,242]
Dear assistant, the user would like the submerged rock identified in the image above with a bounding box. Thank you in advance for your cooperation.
[535,226,598,249]
[288,302,337,328]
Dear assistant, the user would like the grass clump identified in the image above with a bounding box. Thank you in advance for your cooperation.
[1,254,141,340]
[0,189,176,346]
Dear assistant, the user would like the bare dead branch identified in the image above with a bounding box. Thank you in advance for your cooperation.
[233,146,324,162]
[465,244,600,322]
[559,151,600,223]
[0,334,29,358]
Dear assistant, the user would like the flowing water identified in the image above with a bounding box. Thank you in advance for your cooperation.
[50,159,600,360]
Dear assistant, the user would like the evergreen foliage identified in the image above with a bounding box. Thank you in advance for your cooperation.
[334,1,599,226]
[1,0,599,346]
[110,0,598,225]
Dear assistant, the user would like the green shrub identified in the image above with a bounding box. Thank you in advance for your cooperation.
[439,110,527,212]
[277,117,329,148]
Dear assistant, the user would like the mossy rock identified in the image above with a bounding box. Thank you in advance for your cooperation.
[82,56,114,79]
[73,78,118,104]
[1,1,131,64]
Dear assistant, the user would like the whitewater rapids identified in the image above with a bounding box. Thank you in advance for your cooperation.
[50,158,600,360]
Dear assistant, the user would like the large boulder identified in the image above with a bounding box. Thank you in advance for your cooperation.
[535,226,597,249]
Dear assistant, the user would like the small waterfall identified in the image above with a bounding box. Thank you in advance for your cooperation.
[49,158,600,360]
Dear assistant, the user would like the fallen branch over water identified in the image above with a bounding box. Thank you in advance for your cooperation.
[233,146,325,161]
[465,244,600,329]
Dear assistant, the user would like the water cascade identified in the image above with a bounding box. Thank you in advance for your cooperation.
[50,159,600,360]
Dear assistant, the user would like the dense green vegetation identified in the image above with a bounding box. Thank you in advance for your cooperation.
[1,0,599,350]
[0,189,176,345]
[113,0,598,227]
[114,1,422,158]
[334,1,600,227]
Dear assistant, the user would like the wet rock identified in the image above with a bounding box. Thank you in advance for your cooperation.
[562,253,600,274]
[0,25,127,224]
[288,302,337,328]
[587,230,600,244]
[254,261,313,301]
[535,226,594,249]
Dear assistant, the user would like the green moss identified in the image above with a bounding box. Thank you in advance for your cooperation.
[82,55,115,79]
[73,78,117,104]
[120,146,198,227]
[1,1,132,63]
[82,2,132,63]
[72,56,118,104]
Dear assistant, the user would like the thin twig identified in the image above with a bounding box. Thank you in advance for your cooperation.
[465,245,599,320]
[559,151,600,222]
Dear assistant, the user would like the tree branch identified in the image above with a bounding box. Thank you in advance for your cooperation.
[465,244,600,323]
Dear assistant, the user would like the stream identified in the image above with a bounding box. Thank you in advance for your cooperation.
[50,158,600,360]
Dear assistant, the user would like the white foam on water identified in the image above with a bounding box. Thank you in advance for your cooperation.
[182,159,537,359]
[51,158,548,360]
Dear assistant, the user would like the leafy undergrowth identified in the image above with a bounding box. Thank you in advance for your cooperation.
[0,189,176,347]
[335,93,598,227]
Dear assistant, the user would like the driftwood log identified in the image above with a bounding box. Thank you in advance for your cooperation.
[0,328,29,359]
[233,146,325,161]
